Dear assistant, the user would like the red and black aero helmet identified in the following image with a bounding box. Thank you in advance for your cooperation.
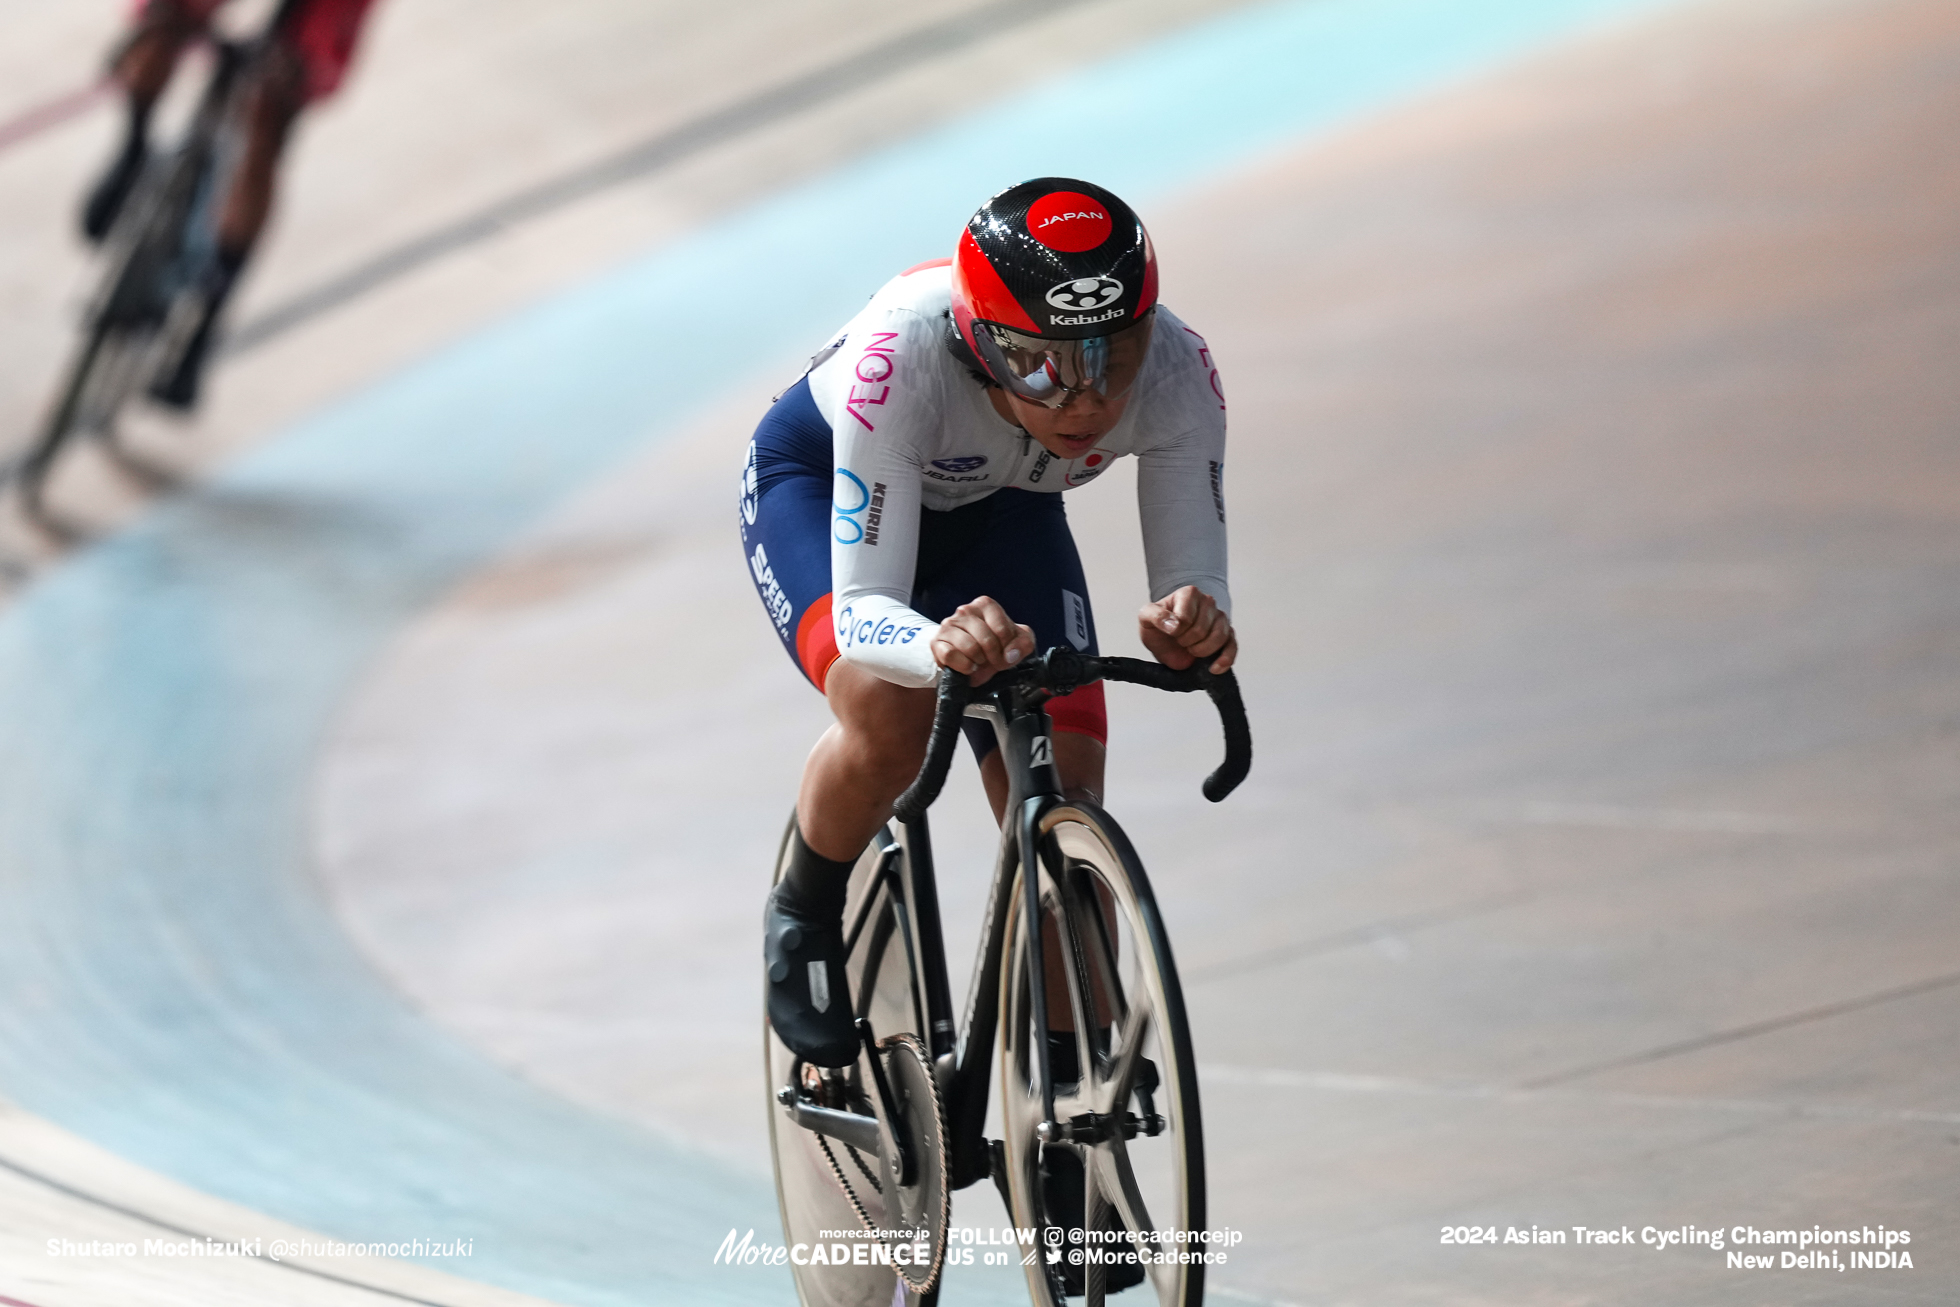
[951,178,1158,408]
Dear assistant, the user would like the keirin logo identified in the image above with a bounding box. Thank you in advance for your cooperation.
[1045,276,1122,311]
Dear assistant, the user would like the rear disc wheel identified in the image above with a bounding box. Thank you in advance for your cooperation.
[765,817,948,1305]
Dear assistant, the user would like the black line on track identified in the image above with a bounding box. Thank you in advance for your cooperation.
[224,0,1101,356]
[0,1150,464,1307]
[1182,891,1534,984]
[1520,968,1960,1090]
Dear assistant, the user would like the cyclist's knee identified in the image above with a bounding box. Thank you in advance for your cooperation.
[249,45,309,127]
[825,660,934,793]
[1055,731,1106,806]
[113,3,203,96]
[128,1,210,49]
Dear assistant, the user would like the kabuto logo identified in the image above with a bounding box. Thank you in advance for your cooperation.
[1045,276,1122,312]
[1050,308,1125,328]
[930,456,988,474]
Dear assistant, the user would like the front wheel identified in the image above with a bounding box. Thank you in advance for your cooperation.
[999,804,1206,1307]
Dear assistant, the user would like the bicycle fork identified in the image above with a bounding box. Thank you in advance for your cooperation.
[941,703,1070,1190]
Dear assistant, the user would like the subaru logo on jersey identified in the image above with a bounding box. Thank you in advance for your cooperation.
[930,456,987,473]
[1044,276,1123,312]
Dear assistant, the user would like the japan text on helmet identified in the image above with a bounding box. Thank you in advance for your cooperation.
[950,178,1158,409]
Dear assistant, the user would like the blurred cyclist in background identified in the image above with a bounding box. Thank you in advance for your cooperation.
[80,0,380,408]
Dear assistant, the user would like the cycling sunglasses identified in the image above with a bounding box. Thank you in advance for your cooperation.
[973,311,1155,409]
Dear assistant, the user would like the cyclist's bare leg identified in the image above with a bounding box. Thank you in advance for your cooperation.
[798,662,1107,861]
[103,2,307,252]
[799,665,1109,1033]
[216,45,305,255]
[796,661,937,861]
[772,661,939,1065]
[147,47,303,408]
[110,2,205,104]
[84,2,205,240]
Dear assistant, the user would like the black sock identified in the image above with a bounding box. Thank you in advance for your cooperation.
[192,244,249,333]
[779,827,855,920]
[121,96,153,160]
[213,242,248,291]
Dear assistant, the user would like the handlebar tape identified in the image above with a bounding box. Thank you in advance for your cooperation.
[891,656,1253,822]
[1196,666,1252,802]
[892,670,971,823]
[1095,659,1252,802]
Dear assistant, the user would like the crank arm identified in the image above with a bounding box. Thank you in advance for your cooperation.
[859,1019,917,1185]
[776,1083,883,1154]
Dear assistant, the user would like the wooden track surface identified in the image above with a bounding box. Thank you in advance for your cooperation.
[318,0,1960,1301]
[0,0,1955,1302]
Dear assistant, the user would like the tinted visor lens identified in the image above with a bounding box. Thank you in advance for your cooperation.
[975,312,1155,409]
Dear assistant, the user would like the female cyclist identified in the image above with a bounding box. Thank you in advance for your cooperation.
[740,177,1236,1067]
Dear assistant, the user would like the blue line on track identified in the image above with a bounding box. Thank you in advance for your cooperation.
[0,0,1679,1302]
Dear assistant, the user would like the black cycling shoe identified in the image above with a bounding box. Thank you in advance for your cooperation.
[764,883,860,1067]
[1048,1029,1158,1099]
[150,247,245,411]
[82,140,148,244]
[1041,1147,1148,1295]
[148,308,218,410]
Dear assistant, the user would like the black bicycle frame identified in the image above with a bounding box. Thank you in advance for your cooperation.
[889,693,1063,1189]
[878,650,1251,1190]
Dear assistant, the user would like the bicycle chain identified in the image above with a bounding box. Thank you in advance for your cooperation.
[814,1034,948,1296]
[816,1130,879,1224]
[844,1138,884,1192]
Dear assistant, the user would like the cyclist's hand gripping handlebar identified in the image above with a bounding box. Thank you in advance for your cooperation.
[891,652,1252,822]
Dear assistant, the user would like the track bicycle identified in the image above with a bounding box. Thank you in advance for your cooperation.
[765,646,1251,1306]
[3,0,304,526]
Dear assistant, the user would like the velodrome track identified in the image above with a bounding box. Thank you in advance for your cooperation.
[2,0,1958,1304]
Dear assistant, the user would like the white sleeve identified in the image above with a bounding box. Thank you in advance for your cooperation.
[1136,340,1231,613]
[825,315,943,687]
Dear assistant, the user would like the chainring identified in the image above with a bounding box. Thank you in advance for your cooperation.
[869,1033,948,1293]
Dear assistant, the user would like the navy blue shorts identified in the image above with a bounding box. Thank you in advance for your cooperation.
[739,378,1107,744]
